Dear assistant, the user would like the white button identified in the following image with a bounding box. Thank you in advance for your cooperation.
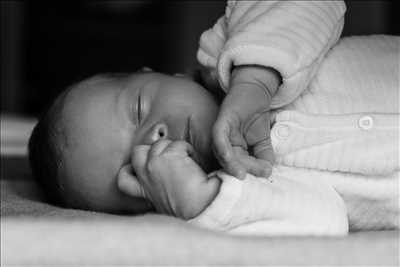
[275,124,290,139]
[358,115,374,130]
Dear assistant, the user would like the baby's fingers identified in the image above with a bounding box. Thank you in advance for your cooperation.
[117,165,147,198]
[212,139,247,180]
[244,109,275,165]
[131,145,151,180]
[212,117,248,179]
[237,154,273,179]
[212,117,234,163]
[148,139,172,158]
[223,159,247,180]
[253,139,275,167]
[230,146,272,179]
[164,140,194,156]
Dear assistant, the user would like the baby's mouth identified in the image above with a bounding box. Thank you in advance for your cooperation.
[183,116,204,166]
[183,115,193,146]
[183,117,213,172]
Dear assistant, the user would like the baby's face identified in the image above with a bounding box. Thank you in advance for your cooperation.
[60,72,219,212]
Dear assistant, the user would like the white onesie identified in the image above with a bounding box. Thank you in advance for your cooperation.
[192,0,400,235]
[189,168,349,236]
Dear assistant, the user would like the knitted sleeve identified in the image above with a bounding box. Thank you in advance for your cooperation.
[197,0,346,108]
[188,169,349,236]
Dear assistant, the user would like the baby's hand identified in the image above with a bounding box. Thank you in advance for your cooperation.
[131,139,220,220]
[213,65,280,179]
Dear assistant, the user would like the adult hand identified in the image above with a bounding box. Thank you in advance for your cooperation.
[213,66,280,179]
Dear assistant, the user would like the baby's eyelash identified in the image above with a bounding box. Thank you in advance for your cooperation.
[137,94,142,123]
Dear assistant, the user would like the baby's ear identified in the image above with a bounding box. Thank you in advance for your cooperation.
[117,165,146,198]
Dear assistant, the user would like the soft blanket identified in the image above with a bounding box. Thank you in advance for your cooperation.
[1,179,399,265]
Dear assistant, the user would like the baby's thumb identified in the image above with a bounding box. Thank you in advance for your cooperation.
[253,140,275,178]
[244,110,275,165]
[253,138,275,164]
[131,145,150,179]
[117,165,147,199]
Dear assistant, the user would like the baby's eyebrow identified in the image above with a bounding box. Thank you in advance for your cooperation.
[114,86,125,116]
[112,83,129,128]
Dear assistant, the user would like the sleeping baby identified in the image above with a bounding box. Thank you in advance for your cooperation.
[28,1,399,235]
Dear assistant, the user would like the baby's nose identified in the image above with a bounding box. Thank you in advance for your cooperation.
[147,123,168,144]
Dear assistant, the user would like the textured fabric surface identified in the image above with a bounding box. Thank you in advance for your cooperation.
[197,0,346,108]
[274,36,400,175]
[190,169,348,236]
[190,167,399,234]
[197,3,399,234]
[1,179,399,265]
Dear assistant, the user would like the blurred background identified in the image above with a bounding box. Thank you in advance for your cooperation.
[1,0,399,117]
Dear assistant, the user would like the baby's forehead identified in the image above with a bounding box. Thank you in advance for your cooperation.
[65,72,153,101]
[72,75,123,93]
[63,76,124,110]
[59,77,132,204]
[61,72,174,125]
[60,82,116,137]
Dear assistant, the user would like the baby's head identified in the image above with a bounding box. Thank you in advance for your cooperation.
[29,71,220,213]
